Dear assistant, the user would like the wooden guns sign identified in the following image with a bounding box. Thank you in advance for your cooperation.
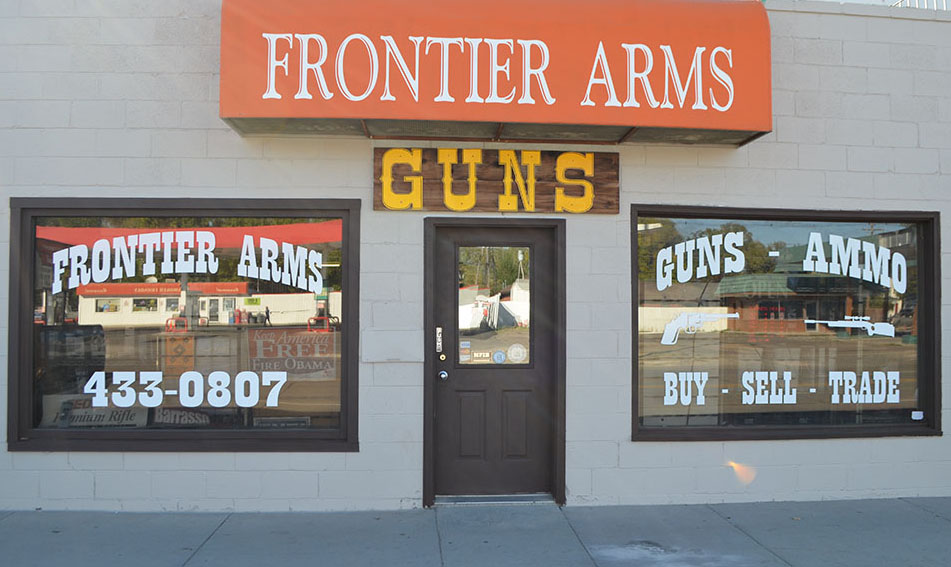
[373,148,619,214]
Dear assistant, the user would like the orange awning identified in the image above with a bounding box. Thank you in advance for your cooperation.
[219,0,771,145]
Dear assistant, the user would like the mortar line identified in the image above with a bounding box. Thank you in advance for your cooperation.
[559,507,600,567]
[706,504,795,567]
[181,512,232,567]
[899,497,951,524]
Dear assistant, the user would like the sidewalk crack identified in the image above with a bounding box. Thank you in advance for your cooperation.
[434,507,446,567]
[181,513,232,567]
[706,505,794,567]
[560,507,600,567]
[898,498,951,524]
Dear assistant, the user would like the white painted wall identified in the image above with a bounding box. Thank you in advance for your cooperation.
[1,0,950,511]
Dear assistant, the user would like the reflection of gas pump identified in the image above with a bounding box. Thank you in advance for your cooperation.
[313,289,340,331]
[315,291,328,318]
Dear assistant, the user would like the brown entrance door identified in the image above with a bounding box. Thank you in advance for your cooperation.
[425,219,565,502]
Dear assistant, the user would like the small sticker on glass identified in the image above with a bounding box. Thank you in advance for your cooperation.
[507,343,527,363]
[492,350,507,364]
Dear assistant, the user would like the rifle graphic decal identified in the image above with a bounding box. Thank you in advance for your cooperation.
[661,312,739,345]
[804,316,895,338]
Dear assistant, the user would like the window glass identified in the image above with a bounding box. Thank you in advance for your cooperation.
[457,246,531,365]
[33,215,345,432]
[95,299,119,313]
[636,214,931,433]
[132,298,158,312]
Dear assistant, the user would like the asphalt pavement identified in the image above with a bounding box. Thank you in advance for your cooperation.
[1,497,949,566]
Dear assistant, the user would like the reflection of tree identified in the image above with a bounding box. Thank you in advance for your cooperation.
[637,219,682,280]
[692,222,777,276]
[459,247,528,296]
[322,248,343,292]
[640,220,786,283]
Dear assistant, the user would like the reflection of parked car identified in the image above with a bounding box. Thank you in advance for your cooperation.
[308,316,340,332]
[892,300,917,335]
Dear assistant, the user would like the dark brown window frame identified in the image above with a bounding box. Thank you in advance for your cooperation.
[631,204,941,442]
[8,198,360,452]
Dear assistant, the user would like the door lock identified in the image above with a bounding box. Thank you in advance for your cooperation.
[438,370,449,382]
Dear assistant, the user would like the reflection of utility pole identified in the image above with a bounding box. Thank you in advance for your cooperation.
[181,272,198,330]
[56,290,65,324]
[480,246,489,292]
[488,249,496,293]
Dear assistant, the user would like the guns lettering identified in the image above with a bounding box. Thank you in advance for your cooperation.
[804,316,895,338]
[661,312,739,345]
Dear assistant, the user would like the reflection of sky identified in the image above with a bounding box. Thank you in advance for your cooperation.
[670,219,909,247]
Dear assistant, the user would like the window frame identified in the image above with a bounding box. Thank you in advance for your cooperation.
[631,204,941,441]
[8,198,361,452]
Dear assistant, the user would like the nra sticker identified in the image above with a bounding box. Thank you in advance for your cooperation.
[507,343,527,363]
[492,350,507,364]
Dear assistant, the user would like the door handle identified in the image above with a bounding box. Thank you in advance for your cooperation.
[438,370,449,382]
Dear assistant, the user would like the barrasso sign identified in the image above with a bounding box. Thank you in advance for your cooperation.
[219,0,772,142]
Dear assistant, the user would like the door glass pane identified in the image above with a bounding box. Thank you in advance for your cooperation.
[458,246,530,365]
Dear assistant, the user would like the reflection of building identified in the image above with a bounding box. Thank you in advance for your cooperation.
[714,229,918,337]
[32,220,345,329]
[715,274,801,334]
[73,282,342,329]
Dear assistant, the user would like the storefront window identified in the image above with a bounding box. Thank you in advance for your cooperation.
[633,206,939,440]
[9,199,360,451]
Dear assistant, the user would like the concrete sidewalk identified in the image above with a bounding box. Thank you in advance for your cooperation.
[1,498,949,566]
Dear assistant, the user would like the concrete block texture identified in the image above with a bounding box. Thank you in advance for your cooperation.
[0,0,950,513]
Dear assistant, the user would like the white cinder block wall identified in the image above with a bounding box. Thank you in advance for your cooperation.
[1,0,950,511]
